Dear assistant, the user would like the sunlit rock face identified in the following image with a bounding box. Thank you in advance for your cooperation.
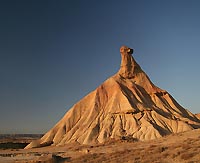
[25,46,200,149]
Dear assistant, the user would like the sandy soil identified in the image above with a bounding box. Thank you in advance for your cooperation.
[1,129,200,163]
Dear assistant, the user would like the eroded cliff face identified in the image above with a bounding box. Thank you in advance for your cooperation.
[25,46,200,149]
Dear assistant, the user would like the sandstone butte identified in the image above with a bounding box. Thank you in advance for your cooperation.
[25,46,200,149]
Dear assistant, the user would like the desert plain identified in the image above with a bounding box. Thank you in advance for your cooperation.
[1,128,200,163]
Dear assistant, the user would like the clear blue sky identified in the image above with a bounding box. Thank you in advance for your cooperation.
[1,0,200,134]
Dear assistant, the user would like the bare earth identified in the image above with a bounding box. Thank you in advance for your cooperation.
[0,129,200,163]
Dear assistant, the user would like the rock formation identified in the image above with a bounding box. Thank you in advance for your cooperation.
[25,46,200,149]
[195,113,200,120]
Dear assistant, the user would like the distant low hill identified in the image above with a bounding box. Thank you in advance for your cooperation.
[0,134,43,150]
[0,134,43,140]
[0,134,43,144]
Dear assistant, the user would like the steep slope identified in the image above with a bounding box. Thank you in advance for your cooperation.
[25,46,200,149]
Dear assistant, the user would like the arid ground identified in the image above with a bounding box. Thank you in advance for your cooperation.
[0,129,200,163]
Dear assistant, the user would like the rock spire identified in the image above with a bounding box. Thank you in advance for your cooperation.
[118,46,140,78]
